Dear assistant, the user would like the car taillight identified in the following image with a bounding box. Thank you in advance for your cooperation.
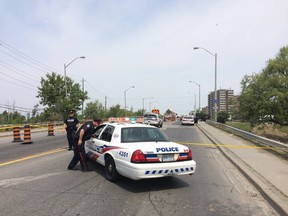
[177,149,193,161]
[131,150,147,163]
[187,149,192,160]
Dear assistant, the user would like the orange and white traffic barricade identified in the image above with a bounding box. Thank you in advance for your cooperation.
[12,126,23,142]
[22,125,33,144]
[47,123,55,136]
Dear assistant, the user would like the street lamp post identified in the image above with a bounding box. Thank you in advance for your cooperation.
[142,97,154,115]
[124,86,135,116]
[189,80,201,113]
[193,47,217,122]
[64,56,85,97]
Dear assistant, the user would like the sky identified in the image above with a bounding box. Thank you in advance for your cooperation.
[1,0,288,116]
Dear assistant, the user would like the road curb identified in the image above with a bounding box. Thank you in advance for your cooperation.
[197,123,288,216]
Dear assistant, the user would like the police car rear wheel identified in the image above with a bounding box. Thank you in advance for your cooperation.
[105,156,120,182]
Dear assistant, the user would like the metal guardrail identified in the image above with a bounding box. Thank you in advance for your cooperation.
[206,120,288,151]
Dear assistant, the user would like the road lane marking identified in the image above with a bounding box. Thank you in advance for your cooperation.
[0,172,64,187]
[0,147,67,167]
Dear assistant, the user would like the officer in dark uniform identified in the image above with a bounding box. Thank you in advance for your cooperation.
[67,118,102,172]
[64,110,80,151]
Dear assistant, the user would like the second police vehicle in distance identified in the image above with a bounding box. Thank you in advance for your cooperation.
[143,108,163,128]
[84,117,196,182]
[143,113,163,128]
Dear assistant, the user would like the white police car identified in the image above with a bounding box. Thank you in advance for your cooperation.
[143,113,163,128]
[84,117,196,182]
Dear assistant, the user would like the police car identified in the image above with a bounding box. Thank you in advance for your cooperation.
[143,113,163,128]
[84,117,196,182]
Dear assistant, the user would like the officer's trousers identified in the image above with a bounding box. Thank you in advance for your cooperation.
[66,129,76,149]
[67,141,89,171]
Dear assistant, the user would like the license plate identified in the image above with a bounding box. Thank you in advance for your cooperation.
[162,154,174,162]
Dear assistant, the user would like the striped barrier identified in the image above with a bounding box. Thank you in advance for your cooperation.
[12,127,23,142]
[22,125,33,144]
[47,123,55,136]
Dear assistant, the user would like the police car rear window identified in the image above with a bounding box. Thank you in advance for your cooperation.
[121,127,169,143]
[183,117,193,120]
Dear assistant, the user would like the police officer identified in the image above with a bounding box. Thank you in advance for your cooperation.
[67,118,102,172]
[64,110,80,151]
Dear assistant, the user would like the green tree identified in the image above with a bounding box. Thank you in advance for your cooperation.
[217,111,230,123]
[0,109,28,124]
[84,100,105,119]
[106,104,125,117]
[227,96,237,120]
[240,74,262,124]
[31,104,40,118]
[0,111,8,124]
[239,46,288,126]
[37,72,88,120]
[8,111,25,124]
[29,104,40,123]
[198,111,208,121]
[261,46,288,125]
[132,109,143,116]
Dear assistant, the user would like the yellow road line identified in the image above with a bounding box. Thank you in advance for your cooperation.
[177,142,278,149]
[0,147,67,167]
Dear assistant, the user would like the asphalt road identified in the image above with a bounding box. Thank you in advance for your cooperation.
[0,122,279,216]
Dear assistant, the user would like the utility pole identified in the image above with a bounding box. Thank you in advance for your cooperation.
[105,96,107,117]
[82,78,84,116]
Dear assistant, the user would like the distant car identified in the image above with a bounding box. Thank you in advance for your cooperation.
[143,113,163,128]
[84,120,196,182]
[200,117,206,121]
[181,116,195,125]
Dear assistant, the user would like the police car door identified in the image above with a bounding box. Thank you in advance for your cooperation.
[94,125,115,163]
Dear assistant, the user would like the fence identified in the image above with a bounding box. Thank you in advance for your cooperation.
[206,120,288,151]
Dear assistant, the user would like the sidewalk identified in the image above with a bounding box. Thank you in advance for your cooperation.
[197,121,288,215]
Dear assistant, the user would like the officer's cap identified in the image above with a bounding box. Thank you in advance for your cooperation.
[93,118,102,123]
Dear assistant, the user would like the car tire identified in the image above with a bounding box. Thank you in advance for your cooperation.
[105,155,120,182]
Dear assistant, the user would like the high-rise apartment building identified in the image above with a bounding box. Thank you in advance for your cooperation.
[208,89,234,119]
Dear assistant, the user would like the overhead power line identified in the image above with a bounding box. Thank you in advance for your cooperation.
[85,80,109,98]
[0,77,36,91]
[0,39,63,97]
[0,71,38,88]
[0,60,39,83]
[0,49,53,74]
[0,103,45,113]
[0,40,62,74]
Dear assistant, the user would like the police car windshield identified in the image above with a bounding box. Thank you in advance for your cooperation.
[121,127,169,143]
